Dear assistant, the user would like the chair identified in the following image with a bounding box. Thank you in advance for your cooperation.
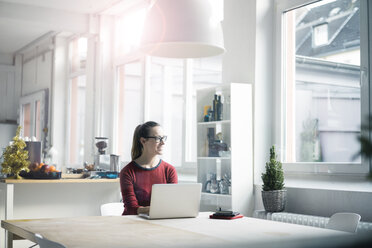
[100,202,124,216]
[325,212,361,233]
[35,233,66,248]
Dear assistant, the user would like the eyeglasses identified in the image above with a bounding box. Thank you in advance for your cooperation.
[145,136,167,143]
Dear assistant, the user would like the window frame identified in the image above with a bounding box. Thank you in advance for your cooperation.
[19,89,48,143]
[274,0,371,175]
[65,36,88,166]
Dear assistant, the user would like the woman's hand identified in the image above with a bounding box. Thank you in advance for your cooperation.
[137,206,150,215]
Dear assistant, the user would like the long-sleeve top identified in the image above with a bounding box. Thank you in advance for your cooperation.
[119,159,178,215]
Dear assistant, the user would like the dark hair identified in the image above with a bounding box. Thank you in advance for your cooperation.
[131,121,160,160]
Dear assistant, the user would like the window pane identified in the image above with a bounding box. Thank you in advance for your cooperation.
[69,76,86,165]
[117,62,143,162]
[35,100,41,141]
[150,58,184,167]
[283,0,361,163]
[22,103,31,138]
[149,62,165,123]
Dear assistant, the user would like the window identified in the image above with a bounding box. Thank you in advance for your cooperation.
[19,90,47,142]
[277,0,370,174]
[313,23,328,47]
[67,37,88,166]
[116,61,144,162]
[114,56,222,169]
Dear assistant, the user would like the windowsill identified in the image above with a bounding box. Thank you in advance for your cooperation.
[280,173,372,193]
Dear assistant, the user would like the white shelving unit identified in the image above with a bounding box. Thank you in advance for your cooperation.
[196,83,253,216]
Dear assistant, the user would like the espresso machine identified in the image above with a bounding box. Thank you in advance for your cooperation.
[94,137,110,171]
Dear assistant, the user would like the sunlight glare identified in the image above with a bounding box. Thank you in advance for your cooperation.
[116,8,147,53]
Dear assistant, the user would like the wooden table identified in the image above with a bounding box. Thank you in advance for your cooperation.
[1,212,350,248]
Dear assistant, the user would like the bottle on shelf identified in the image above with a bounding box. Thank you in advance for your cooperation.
[203,106,211,122]
[213,94,218,121]
[217,95,223,121]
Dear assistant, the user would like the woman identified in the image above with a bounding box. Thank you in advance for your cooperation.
[120,121,178,215]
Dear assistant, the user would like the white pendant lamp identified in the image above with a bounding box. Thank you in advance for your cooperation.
[140,0,225,58]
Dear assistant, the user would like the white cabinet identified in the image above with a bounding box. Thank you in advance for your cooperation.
[0,66,20,122]
[196,83,253,216]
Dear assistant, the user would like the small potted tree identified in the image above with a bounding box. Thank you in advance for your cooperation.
[1,126,30,179]
[261,145,286,212]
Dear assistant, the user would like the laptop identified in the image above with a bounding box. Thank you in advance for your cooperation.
[139,183,202,219]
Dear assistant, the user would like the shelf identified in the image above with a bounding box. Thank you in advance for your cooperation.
[196,83,252,215]
[197,120,231,125]
[202,192,232,198]
[197,157,230,160]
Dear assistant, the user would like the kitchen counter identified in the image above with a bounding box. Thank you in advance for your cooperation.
[0,178,119,184]
[0,177,121,248]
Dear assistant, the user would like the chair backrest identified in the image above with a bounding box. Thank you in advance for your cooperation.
[35,233,66,248]
[100,202,124,216]
[326,212,361,233]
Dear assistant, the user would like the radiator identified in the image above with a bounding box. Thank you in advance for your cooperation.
[253,210,372,233]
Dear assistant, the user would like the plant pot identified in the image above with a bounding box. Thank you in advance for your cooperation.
[262,189,287,212]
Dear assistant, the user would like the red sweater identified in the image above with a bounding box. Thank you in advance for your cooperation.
[119,159,178,215]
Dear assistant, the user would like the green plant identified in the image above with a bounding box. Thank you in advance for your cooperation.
[354,116,372,180]
[261,145,285,191]
[1,126,30,178]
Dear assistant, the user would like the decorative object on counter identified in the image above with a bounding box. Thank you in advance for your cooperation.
[94,137,110,171]
[95,137,108,154]
[110,154,120,172]
[20,161,61,179]
[96,171,119,179]
[84,162,95,171]
[1,126,30,179]
[261,145,286,212]
[19,170,61,179]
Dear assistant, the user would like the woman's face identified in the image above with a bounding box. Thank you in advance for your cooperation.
[141,126,166,156]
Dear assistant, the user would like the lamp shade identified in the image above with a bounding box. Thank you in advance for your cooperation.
[140,0,225,58]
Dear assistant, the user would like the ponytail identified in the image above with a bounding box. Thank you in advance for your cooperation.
[131,121,160,160]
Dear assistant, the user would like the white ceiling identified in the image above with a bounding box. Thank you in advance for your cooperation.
[0,0,129,55]
[0,0,120,14]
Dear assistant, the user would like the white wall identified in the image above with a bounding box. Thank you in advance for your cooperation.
[222,0,256,84]
[0,53,13,65]
[254,0,274,185]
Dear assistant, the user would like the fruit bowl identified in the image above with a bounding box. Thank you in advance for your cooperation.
[19,170,62,179]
